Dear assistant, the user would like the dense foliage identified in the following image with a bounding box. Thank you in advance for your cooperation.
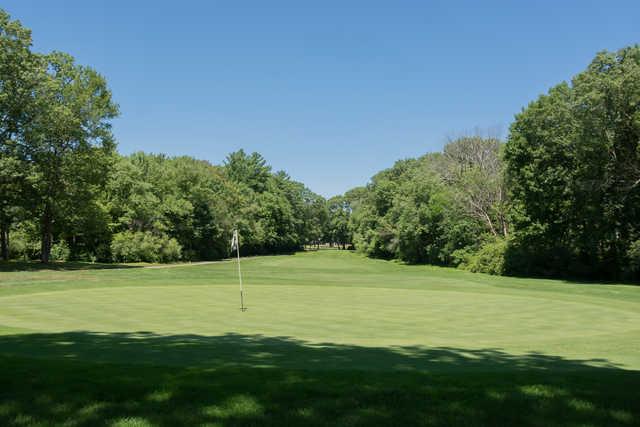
[347,137,504,267]
[2,141,332,262]
[505,46,640,279]
[347,46,640,280]
[1,9,639,279]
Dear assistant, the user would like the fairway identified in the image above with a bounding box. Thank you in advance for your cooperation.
[1,251,639,426]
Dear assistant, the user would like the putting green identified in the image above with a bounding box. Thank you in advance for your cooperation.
[1,251,639,370]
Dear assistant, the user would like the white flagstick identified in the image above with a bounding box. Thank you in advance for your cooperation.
[232,230,246,311]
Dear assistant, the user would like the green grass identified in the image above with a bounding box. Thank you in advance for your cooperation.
[0,251,639,426]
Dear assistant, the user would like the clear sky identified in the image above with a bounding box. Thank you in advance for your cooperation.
[3,1,639,197]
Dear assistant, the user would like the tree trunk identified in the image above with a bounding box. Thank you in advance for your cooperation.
[0,223,8,261]
[40,205,53,263]
[501,217,509,238]
[482,211,497,236]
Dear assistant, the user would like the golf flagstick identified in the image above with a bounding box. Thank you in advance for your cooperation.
[231,229,246,311]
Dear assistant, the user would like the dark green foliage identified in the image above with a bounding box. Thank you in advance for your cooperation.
[505,46,640,279]
[626,239,640,280]
[0,10,39,261]
[7,224,39,260]
[1,8,119,264]
[49,240,71,262]
[347,47,640,281]
[22,52,118,263]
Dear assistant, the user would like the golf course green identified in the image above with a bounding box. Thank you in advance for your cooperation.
[1,250,639,426]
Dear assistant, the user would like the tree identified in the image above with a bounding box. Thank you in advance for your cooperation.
[224,149,272,193]
[442,135,508,237]
[505,45,640,278]
[104,153,238,261]
[0,156,25,259]
[0,10,41,260]
[326,196,351,249]
[347,148,499,266]
[20,52,118,262]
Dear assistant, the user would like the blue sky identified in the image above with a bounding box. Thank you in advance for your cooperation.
[3,1,639,197]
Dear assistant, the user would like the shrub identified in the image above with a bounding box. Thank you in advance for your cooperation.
[9,229,40,260]
[451,247,472,267]
[50,241,71,262]
[627,239,640,279]
[456,237,508,275]
[159,236,182,263]
[111,231,182,263]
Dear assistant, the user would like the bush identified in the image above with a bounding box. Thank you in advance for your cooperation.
[456,237,508,275]
[8,228,40,260]
[159,237,182,263]
[627,239,640,279]
[50,241,71,262]
[111,231,182,263]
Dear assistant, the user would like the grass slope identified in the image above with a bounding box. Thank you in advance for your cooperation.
[0,251,639,426]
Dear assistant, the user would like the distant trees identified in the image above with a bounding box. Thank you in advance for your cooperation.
[302,190,327,248]
[325,196,351,249]
[103,151,330,261]
[105,153,234,261]
[3,146,330,263]
[348,137,500,265]
[222,151,327,254]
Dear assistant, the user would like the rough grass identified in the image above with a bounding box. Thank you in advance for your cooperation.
[0,251,638,426]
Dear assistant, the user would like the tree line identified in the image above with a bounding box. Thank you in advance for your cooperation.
[344,46,640,281]
[0,10,345,264]
[1,9,639,280]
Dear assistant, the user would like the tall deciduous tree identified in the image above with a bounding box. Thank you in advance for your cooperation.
[505,46,640,278]
[326,196,351,249]
[21,52,118,262]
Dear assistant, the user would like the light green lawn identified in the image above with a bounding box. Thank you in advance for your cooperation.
[0,251,639,426]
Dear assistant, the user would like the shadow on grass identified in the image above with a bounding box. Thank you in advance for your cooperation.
[0,261,143,272]
[0,332,638,426]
